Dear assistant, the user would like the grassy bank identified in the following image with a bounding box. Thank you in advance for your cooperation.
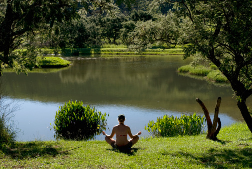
[1,123,251,168]
[178,64,229,84]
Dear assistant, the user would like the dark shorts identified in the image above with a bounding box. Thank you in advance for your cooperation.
[111,141,133,150]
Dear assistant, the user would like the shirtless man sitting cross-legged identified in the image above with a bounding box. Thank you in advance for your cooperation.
[102,114,141,150]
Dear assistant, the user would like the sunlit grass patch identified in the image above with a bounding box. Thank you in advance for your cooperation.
[177,64,192,73]
[37,56,71,68]
[189,66,211,76]
[178,65,211,76]
[178,64,229,84]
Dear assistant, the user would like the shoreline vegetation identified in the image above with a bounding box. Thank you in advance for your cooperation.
[178,64,229,85]
[39,45,184,57]
[1,123,251,168]
[3,46,183,73]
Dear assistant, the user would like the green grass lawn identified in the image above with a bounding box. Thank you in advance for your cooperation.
[1,123,251,168]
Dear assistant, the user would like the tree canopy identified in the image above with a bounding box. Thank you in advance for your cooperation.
[0,0,79,73]
[169,0,252,132]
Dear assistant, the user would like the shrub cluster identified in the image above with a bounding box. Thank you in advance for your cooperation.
[145,113,205,137]
[54,101,108,140]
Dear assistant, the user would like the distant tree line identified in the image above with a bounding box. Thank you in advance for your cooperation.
[42,9,167,49]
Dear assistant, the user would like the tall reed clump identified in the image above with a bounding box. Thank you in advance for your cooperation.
[54,101,108,140]
[145,113,205,137]
[0,115,16,146]
[0,97,17,147]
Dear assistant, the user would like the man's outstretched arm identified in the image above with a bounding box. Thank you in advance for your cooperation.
[128,128,141,139]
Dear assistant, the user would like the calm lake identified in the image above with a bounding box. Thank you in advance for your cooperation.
[1,55,248,141]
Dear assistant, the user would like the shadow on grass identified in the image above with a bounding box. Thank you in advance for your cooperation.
[215,139,231,145]
[240,137,252,141]
[162,147,252,168]
[0,141,68,159]
[107,147,141,156]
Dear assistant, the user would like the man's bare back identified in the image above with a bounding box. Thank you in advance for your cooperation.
[102,114,141,149]
[112,123,132,146]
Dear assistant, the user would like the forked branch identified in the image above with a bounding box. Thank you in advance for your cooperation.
[196,97,222,140]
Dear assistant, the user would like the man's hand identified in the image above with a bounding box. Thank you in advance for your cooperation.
[137,131,141,135]
[102,131,106,135]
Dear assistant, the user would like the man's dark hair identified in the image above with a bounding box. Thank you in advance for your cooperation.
[118,114,125,122]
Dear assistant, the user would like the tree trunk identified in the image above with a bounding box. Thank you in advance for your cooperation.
[196,98,212,135]
[211,97,221,134]
[1,2,13,64]
[196,97,222,140]
[237,99,252,132]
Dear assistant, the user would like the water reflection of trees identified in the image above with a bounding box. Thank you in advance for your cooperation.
[59,57,153,85]
[58,57,230,102]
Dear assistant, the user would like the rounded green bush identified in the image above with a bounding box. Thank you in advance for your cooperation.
[54,101,108,140]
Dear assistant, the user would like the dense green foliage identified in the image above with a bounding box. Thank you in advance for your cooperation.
[52,17,103,48]
[145,113,205,137]
[0,0,78,74]
[130,10,154,22]
[54,101,108,140]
